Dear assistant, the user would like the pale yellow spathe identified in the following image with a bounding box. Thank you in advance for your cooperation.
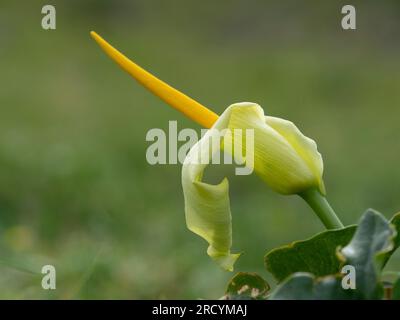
[182,103,324,271]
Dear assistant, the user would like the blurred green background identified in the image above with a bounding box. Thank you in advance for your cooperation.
[0,0,399,299]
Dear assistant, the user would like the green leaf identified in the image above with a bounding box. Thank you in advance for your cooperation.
[269,272,359,300]
[269,273,315,300]
[390,212,400,248]
[381,212,400,268]
[223,272,270,300]
[265,225,356,282]
[393,277,400,300]
[339,209,395,299]
[269,209,396,300]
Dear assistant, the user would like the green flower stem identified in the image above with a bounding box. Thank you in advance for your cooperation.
[299,188,344,230]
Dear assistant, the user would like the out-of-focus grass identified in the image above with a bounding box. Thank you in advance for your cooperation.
[0,0,399,298]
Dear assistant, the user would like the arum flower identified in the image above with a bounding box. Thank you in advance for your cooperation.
[181,102,329,270]
[91,31,344,271]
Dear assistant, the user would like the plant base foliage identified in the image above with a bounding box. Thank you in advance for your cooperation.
[223,209,400,300]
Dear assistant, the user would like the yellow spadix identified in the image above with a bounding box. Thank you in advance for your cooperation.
[90,31,218,129]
